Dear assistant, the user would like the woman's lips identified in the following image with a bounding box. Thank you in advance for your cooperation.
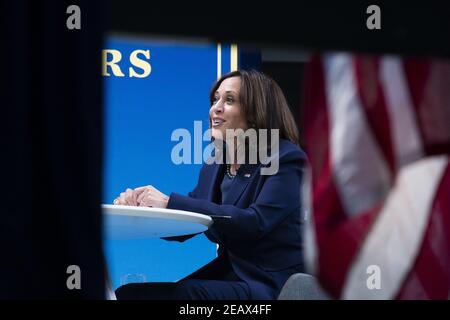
[212,118,226,127]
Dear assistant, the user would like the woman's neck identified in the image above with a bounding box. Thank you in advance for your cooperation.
[230,162,240,175]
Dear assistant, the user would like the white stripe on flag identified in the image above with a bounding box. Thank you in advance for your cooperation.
[380,57,424,168]
[302,166,318,275]
[342,155,449,299]
[324,53,391,216]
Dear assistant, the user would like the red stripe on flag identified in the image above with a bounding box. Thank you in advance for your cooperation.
[303,55,380,298]
[303,55,347,245]
[353,56,396,175]
[402,59,450,156]
[395,162,450,299]
[320,207,379,297]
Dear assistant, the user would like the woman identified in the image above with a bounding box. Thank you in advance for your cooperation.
[114,70,307,300]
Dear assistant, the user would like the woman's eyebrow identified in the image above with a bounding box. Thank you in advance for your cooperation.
[215,90,238,96]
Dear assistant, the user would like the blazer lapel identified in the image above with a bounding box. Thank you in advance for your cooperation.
[207,163,225,203]
[204,162,260,246]
[222,163,261,205]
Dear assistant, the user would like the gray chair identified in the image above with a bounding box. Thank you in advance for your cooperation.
[278,273,331,300]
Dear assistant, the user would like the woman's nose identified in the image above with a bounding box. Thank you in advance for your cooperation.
[213,100,224,113]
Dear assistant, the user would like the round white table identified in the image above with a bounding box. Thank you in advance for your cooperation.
[102,204,213,240]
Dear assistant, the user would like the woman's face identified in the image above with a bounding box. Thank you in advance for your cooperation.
[210,76,248,141]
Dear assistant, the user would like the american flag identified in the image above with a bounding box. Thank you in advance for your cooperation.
[302,53,450,299]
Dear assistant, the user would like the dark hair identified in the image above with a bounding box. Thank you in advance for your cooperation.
[209,69,300,146]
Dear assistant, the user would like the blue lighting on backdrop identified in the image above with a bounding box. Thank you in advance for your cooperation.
[103,35,226,289]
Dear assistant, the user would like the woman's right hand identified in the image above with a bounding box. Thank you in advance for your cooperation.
[113,188,143,206]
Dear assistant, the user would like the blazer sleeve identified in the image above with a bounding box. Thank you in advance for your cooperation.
[166,148,305,241]
[160,167,203,243]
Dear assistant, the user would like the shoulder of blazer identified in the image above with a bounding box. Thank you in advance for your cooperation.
[200,159,219,173]
[199,139,307,172]
[268,138,308,165]
[196,159,222,182]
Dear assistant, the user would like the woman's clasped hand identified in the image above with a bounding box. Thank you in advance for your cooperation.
[113,185,169,208]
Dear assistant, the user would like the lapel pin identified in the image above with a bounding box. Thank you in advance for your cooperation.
[244,173,251,178]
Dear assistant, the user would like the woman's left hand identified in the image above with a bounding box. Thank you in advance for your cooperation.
[135,185,169,208]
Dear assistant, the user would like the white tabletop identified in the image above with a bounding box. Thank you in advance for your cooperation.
[102,204,213,240]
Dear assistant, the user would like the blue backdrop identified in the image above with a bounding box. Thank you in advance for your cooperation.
[103,36,260,289]
[103,36,223,289]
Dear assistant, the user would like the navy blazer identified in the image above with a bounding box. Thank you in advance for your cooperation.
[166,138,306,299]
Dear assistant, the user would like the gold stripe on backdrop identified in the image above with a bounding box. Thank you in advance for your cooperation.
[231,44,238,71]
[217,43,222,80]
